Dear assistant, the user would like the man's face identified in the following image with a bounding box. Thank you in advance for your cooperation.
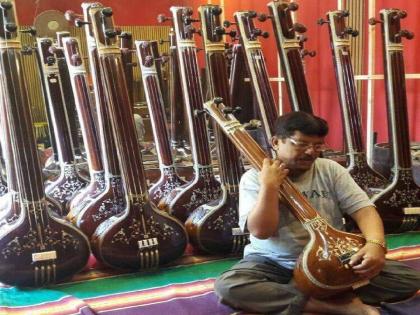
[272,131,326,174]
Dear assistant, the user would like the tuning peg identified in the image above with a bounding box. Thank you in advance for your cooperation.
[257,13,272,22]
[368,17,383,25]
[71,53,83,66]
[119,32,132,39]
[157,14,172,23]
[64,10,82,22]
[248,11,257,18]
[144,55,154,67]
[101,7,113,18]
[211,6,222,16]
[338,10,350,18]
[20,27,37,36]
[297,34,307,43]
[194,109,207,116]
[396,29,415,40]
[300,49,316,58]
[155,53,169,64]
[105,29,118,38]
[281,2,299,12]
[184,16,200,25]
[223,20,236,28]
[46,56,56,66]
[221,106,241,116]
[317,18,330,26]
[0,2,13,10]
[393,10,407,20]
[342,27,359,37]
[214,97,224,105]
[48,45,62,55]
[159,39,170,45]
[291,23,307,33]
[214,26,237,38]
[185,24,201,36]
[5,23,17,33]
[21,45,34,55]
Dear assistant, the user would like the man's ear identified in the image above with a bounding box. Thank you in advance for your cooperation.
[271,136,279,149]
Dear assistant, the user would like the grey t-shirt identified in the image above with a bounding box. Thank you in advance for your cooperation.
[239,158,373,270]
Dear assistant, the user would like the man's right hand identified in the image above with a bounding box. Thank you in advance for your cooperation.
[260,158,289,191]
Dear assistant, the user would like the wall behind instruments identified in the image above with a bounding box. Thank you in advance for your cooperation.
[15,0,420,152]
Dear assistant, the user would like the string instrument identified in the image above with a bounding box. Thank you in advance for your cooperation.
[205,99,368,298]
[369,9,420,233]
[318,10,388,195]
[0,143,7,196]
[65,3,125,238]
[36,37,87,216]
[182,4,248,254]
[89,4,187,269]
[234,10,278,143]
[0,0,90,287]
[265,1,314,113]
[158,7,221,223]
[54,31,82,158]
[120,31,135,106]
[136,40,186,206]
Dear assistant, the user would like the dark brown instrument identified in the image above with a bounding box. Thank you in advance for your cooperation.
[321,10,388,195]
[369,9,420,233]
[54,31,82,158]
[89,4,187,269]
[136,40,186,206]
[120,31,135,106]
[234,11,278,143]
[65,3,125,238]
[0,0,90,287]
[158,7,222,223]
[183,4,248,254]
[36,37,87,216]
[266,1,314,113]
[205,99,368,298]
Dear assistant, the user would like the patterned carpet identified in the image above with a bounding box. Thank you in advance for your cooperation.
[0,232,419,315]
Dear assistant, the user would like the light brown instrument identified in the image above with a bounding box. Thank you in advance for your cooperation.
[204,99,368,298]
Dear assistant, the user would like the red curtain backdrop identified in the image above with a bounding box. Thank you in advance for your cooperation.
[15,0,420,149]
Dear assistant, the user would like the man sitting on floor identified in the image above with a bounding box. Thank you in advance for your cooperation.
[214,111,420,315]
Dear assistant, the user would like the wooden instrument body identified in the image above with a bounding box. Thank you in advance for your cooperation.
[326,10,387,195]
[136,40,186,206]
[159,6,221,223]
[268,1,313,113]
[65,2,126,234]
[204,100,368,298]
[184,4,248,254]
[36,38,87,215]
[371,9,420,233]
[0,2,90,286]
[89,4,187,269]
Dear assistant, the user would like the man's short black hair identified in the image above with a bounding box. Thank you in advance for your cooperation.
[274,111,329,138]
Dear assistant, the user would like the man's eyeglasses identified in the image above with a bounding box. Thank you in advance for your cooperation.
[287,137,326,152]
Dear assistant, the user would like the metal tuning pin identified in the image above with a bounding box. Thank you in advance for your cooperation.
[368,17,383,25]
[194,109,207,116]
[396,29,415,40]
[317,18,330,26]
[19,27,36,36]
[291,23,307,33]
[257,13,273,22]
[157,14,172,23]
[342,27,359,37]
